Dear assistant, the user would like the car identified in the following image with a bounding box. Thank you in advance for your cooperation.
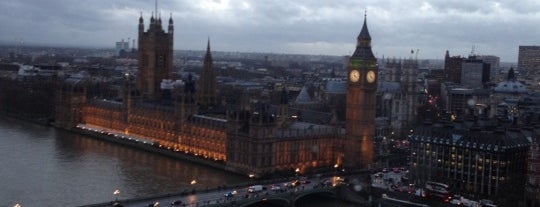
[170,200,182,206]
[248,185,264,192]
[224,190,237,198]
[112,202,123,207]
[147,202,159,207]
[270,185,281,191]
[291,180,300,187]
[450,198,463,205]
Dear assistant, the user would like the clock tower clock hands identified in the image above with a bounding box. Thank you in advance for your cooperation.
[350,70,360,82]
[366,70,376,83]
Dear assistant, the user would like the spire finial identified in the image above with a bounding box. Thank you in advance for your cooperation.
[207,36,211,52]
[364,8,367,19]
[155,0,158,19]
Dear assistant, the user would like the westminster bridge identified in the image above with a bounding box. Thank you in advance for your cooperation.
[80,174,373,207]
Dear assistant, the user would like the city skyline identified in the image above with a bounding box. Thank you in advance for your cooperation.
[1,0,539,62]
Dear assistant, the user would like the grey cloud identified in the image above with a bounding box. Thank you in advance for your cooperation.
[0,0,538,61]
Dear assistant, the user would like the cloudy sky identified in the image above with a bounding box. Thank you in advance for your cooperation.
[1,0,539,62]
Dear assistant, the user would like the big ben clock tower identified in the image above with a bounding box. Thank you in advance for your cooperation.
[344,13,377,169]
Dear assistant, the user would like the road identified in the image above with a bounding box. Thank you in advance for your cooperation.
[117,175,345,207]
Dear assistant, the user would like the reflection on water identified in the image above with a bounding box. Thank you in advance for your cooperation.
[0,117,248,207]
[296,196,359,207]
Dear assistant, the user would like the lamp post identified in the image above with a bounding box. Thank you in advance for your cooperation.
[190,179,197,194]
[248,173,255,185]
[113,189,120,201]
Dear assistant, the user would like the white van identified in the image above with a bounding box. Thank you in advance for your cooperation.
[248,185,263,193]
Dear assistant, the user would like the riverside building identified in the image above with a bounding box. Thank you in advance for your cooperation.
[55,12,378,176]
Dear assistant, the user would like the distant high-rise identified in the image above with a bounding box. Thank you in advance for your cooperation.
[461,57,490,88]
[115,39,130,57]
[137,12,174,100]
[444,50,464,84]
[476,55,500,81]
[518,46,540,75]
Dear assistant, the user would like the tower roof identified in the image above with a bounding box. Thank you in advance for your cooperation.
[357,13,371,40]
[204,38,212,63]
[352,12,375,59]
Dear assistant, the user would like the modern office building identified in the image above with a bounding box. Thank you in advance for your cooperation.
[525,128,540,207]
[444,50,464,84]
[115,39,130,57]
[409,121,529,197]
[476,55,500,81]
[461,57,490,89]
[518,46,540,75]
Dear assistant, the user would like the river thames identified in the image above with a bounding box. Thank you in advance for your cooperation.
[1,116,361,207]
[0,116,249,207]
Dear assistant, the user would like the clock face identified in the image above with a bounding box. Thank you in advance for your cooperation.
[349,70,360,82]
[366,70,376,83]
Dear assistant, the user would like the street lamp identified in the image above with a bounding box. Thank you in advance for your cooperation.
[190,179,198,194]
[113,189,120,201]
[14,203,21,207]
[248,173,255,185]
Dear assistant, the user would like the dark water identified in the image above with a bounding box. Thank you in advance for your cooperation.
[0,117,248,207]
[295,197,359,207]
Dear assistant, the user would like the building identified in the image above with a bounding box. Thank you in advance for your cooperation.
[345,13,377,169]
[115,39,130,57]
[444,50,464,84]
[525,127,540,207]
[409,120,529,198]
[476,55,500,82]
[196,39,217,109]
[518,46,540,75]
[461,57,490,89]
[54,12,378,176]
[137,13,174,100]
[376,57,419,138]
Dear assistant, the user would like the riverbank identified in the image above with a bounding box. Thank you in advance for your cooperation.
[0,112,246,176]
[70,125,242,175]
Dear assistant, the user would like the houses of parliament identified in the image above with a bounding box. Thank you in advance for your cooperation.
[54,12,377,177]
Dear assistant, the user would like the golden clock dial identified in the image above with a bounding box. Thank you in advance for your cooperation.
[349,70,360,82]
[366,70,376,83]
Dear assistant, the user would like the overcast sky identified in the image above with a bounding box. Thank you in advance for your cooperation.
[1,0,539,62]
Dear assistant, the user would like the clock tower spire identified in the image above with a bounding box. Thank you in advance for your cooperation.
[344,12,377,169]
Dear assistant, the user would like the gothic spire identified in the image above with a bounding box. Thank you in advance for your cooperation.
[358,10,371,41]
[204,37,213,66]
[352,10,375,59]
